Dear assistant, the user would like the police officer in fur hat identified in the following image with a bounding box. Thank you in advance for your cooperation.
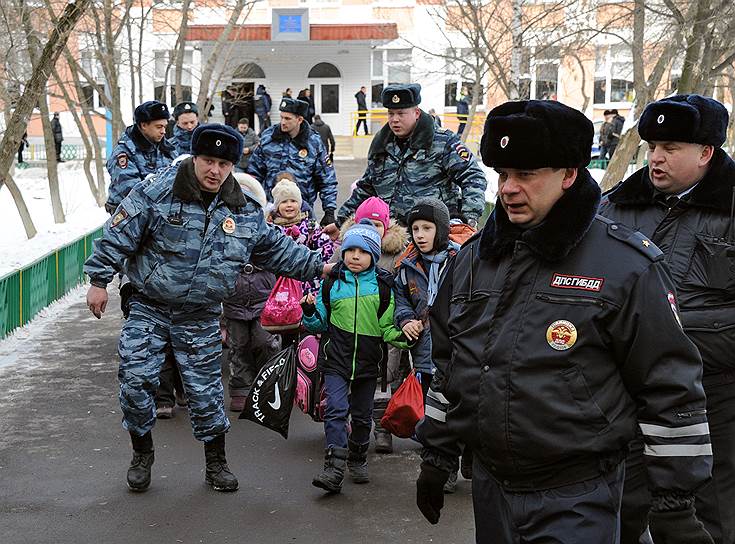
[247,97,337,224]
[416,100,713,544]
[326,83,487,237]
[106,100,177,214]
[171,101,200,155]
[85,123,334,495]
[600,94,734,544]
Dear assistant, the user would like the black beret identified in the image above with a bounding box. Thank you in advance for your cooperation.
[191,124,244,164]
[381,84,421,109]
[279,97,310,117]
[134,100,170,124]
[480,100,593,169]
[173,101,199,119]
[638,94,728,147]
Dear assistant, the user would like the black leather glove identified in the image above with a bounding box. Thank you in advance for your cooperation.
[416,462,450,524]
[649,507,714,544]
[320,208,336,227]
[300,301,316,317]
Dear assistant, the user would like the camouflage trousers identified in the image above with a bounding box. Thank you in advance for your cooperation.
[118,299,229,441]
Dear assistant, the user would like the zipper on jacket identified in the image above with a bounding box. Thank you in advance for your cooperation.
[468,244,475,301]
[535,293,605,308]
[351,274,359,380]
[202,210,212,239]
[676,409,707,419]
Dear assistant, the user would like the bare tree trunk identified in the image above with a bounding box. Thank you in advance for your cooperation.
[22,0,65,223]
[4,173,37,239]
[195,0,251,119]
[462,77,482,144]
[677,0,709,95]
[509,0,523,100]
[126,13,136,114]
[0,0,90,239]
[726,70,735,155]
[174,0,192,103]
[601,127,641,191]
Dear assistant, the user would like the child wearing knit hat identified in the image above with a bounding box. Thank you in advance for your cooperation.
[394,197,462,491]
[301,219,410,494]
[268,175,335,296]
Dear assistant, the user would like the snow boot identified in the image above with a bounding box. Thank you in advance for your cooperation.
[312,446,347,493]
[443,470,458,493]
[372,397,393,454]
[127,431,154,492]
[460,446,473,480]
[347,440,370,484]
[204,434,239,492]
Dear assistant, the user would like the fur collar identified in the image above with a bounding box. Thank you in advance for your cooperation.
[172,157,246,208]
[368,110,435,157]
[479,169,601,262]
[339,217,408,256]
[271,120,311,148]
[128,124,176,158]
[607,148,735,212]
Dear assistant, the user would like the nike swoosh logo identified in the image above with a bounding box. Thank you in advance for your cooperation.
[269,382,281,410]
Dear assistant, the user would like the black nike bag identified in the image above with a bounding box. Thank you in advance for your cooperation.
[239,344,297,439]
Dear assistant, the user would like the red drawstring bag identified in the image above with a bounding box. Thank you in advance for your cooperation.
[260,276,303,331]
[381,371,425,438]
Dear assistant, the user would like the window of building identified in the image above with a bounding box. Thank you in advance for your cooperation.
[321,84,339,113]
[518,46,532,100]
[445,82,458,107]
[515,46,557,100]
[444,49,485,107]
[80,85,95,108]
[308,62,341,78]
[535,63,558,100]
[372,50,383,78]
[668,56,683,95]
[370,48,413,104]
[593,43,635,105]
[371,83,384,107]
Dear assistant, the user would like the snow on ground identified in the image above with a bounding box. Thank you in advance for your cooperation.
[0,162,109,278]
[0,284,87,371]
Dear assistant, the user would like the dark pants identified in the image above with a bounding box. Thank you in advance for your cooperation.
[55,141,62,160]
[155,348,185,407]
[225,317,279,397]
[620,379,735,544]
[355,117,368,135]
[323,374,375,448]
[18,147,24,163]
[458,122,466,136]
[472,459,624,544]
[257,113,271,134]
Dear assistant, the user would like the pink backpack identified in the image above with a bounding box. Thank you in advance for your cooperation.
[260,276,303,331]
[294,335,326,422]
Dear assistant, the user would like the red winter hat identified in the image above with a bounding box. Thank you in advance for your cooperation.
[355,197,390,237]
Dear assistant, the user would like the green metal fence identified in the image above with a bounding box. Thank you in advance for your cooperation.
[0,227,104,339]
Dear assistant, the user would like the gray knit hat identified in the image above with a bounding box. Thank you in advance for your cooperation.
[406,197,451,252]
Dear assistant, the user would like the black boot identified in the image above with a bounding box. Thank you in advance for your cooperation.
[312,446,347,493]
[204,434,239,492]
[372,397,393,454]
[347,439,370,484]
[127,431,154,492]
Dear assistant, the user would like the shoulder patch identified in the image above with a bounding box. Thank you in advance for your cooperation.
[454,142,472,161]
[599,217,662,261]
[116,153,129,169]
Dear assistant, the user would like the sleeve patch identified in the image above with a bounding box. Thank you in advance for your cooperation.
[116,153,129,168]
[454,143,471,161]
[111,208,128,228]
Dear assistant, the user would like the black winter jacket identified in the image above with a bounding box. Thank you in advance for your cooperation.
[222,265,275,321]
[600,148,735,384]
[417,170,712,498]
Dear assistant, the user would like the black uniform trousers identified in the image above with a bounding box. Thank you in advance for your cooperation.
[472,459,624,544]
[621,377,735,544]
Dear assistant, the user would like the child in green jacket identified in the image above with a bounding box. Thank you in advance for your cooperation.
[301,220,408,494]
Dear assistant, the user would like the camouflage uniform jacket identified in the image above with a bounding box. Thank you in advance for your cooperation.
[246,121,337,210]
[171,124,194,156]
[85,158,325,311]
[337,111,487,225]
[106,125,178,210]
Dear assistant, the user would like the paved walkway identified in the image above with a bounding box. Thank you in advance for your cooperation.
[0,160,475,544]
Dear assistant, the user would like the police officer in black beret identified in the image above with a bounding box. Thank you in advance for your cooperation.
[600,94,734,544]
[171,101,200,155]
[106,100,177,214]
[247,97,337,224]
[415,99,714,543]
[327,83,487,234]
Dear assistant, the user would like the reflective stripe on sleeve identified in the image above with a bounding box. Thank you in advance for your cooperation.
[639,422,710,438]
[424,404,446,422]
[427,388,449,405]
[644,443,713,457]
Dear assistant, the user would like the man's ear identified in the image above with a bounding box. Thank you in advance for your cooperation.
[700,145,715,167]
[561,168,578,190]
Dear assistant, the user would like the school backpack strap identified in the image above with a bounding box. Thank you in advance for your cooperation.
[375,267,394,319]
